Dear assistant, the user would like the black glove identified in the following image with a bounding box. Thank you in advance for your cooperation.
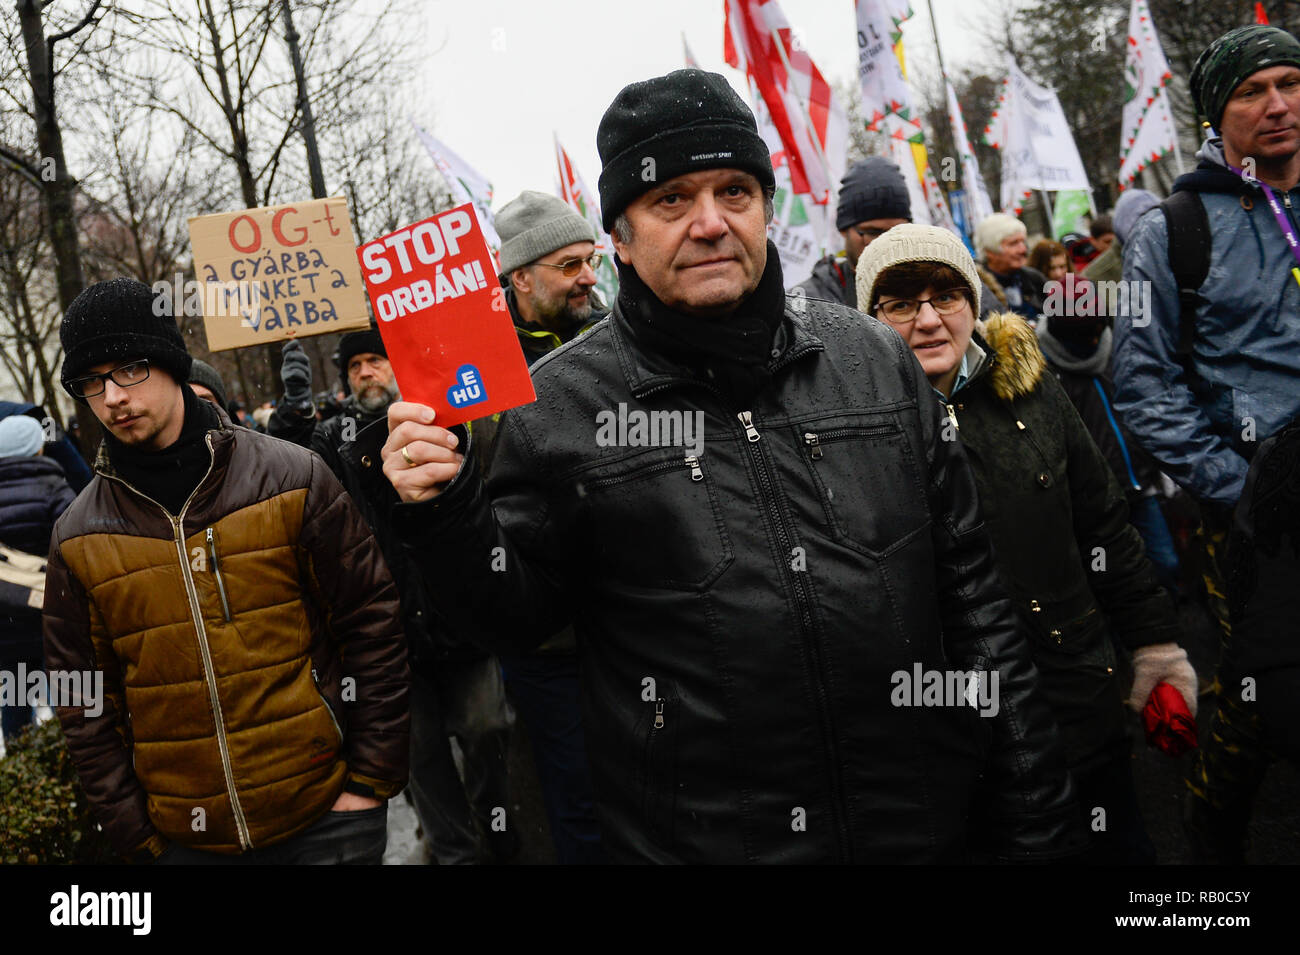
[280,340,314,411]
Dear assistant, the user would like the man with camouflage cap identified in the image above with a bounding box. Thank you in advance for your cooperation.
[1114,24,1300,863]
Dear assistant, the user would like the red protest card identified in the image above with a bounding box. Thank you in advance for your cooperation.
[357,204,535,428]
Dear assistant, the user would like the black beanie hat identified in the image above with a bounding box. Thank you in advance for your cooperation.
[335,326,387,375]
[188,358,229,411]
[836,157,912,231]
[1191,26,1300,130]
[60,278,192,401]
[597,69,775,232]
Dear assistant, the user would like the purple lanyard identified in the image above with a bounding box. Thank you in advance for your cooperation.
[1230,164,1300,272]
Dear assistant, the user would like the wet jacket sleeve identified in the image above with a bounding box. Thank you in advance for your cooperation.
[1051,374,1181,652]
[299,454,409,799]
[915,360,1086,860]
[1114,212,1249,505]
[42,534,167,860]
[391,417,573,655]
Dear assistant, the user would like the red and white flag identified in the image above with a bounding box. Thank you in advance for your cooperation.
[553,135,619,304]
[724,0,847,207]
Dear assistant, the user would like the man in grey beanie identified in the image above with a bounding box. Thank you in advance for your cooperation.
[497,190,606,365]
[794,157,911,307]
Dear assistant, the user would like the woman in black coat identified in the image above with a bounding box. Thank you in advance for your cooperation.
[856,224,1196,864]
[0,413,77,745]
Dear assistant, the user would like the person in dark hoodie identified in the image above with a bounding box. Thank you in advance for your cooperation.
[794,157,910,307]
[1115,24,1300,864]
[0,414,76,744]
[1036,307,1180,597]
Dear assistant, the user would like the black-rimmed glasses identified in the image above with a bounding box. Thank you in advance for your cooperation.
[68,360,151,398]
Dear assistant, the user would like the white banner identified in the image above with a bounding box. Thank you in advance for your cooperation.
[412,122,501,254]
[855,0,922,143]
[998,60,1091,211]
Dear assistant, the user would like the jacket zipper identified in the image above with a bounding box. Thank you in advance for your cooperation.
[99,433,252,850]
[738,410,851,862]
[206,527,232,622]
[944,403,960,431]
[312,667,344,743]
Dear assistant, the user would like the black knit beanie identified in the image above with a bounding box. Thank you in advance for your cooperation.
[597,69,775,232]
[60,278,192,401]
[1191,26,1300,130]
[188,359,229,411]
[335,326,387,375]
[836,158,912,231]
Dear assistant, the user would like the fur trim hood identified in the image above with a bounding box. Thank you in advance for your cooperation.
[971,311,1047,402]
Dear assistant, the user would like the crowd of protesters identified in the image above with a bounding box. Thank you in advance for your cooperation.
[1,23,1297,865]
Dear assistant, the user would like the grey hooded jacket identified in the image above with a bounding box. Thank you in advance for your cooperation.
[1115,138,1300,506]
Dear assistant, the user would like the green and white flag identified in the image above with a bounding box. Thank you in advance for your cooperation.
[1052,189,1092,240]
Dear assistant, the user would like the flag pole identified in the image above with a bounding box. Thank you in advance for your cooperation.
[926,0,948,80]
[1171,131,1186,177]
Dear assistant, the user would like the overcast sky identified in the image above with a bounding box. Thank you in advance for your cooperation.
[410,0,1016,211]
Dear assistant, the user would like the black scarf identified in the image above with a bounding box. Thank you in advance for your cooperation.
[616,240,786,406]
[106,384,220,516]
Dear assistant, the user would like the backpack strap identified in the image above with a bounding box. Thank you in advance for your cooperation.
[1158,190,1211,358]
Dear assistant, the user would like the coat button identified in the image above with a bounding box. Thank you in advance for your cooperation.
[361,455,372,468]
[1037,471,1051,488]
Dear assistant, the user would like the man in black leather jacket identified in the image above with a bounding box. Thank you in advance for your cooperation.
[381,68,1083,863]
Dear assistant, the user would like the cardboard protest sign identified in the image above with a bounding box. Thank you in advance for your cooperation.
[357,204,535,428]
[188,197,370,350]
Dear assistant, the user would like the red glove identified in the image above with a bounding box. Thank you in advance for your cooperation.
[1141,681,1199,757]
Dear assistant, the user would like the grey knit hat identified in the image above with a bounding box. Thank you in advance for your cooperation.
[855,224,983,316]
[496,191,596,276]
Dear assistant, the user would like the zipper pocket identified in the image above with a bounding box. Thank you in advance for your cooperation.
[312,667,344,744]
[586,453,706,490]
[803,425,898,459]
[206,527,232,622]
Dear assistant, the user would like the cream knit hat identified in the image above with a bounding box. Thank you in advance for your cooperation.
[855,223,983,317]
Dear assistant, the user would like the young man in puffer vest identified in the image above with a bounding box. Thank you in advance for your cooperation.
[43,278,410,864]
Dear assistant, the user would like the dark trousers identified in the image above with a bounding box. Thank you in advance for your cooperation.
[407,656,513,864]
[501,652,604,864]
[1074,744,1156,865]
[156,804,388,864]
[0,650,40,746]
